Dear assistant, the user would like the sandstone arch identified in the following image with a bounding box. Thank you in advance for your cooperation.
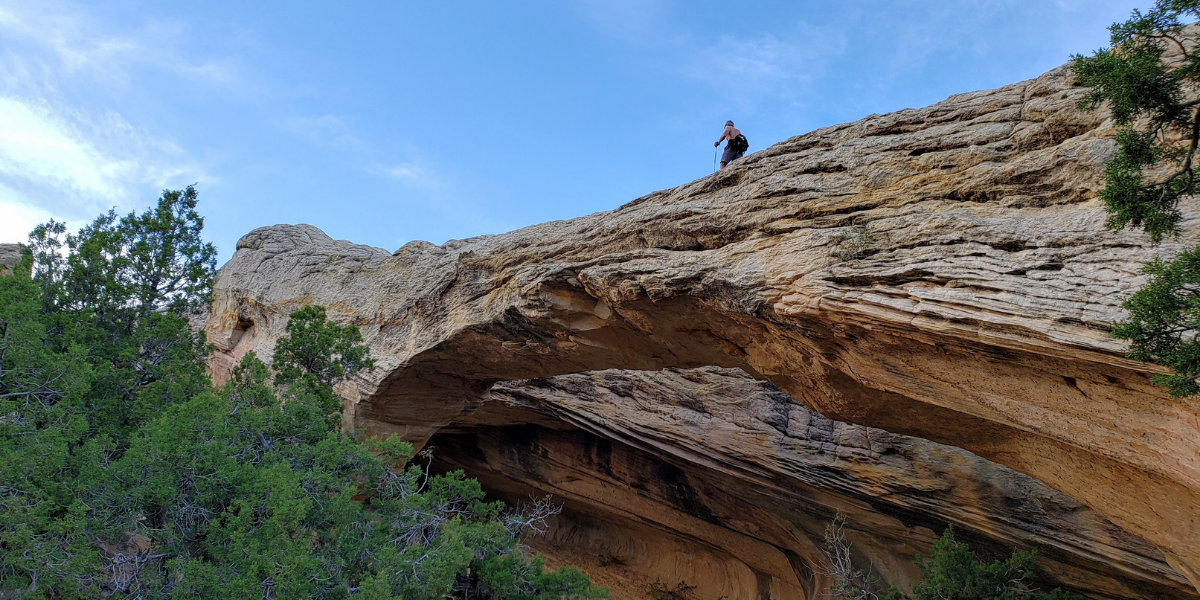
[208,64,1200,592]
[421,367,1194,599]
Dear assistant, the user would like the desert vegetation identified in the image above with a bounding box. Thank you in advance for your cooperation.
[1073,0,1200,397]
[820,514,1081,600]
[0,188,606,599]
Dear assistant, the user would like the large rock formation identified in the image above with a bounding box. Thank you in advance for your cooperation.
[429,367,1192,599]
[207,62,1200,596]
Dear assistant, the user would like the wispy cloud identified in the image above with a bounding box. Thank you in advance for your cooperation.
[376,159,444,191]
[282,115,444,191]
[0,182,53,242]
[0,0,220,241]
[0,98,129,202]
[0,2,242,92]
[0,95,201,238]
[684,25,847,108]
[577,0,669,43]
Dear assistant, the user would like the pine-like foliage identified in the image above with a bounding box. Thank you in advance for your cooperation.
[1072,1,1200,242]
[1071,2,1200,397]
[888,529,1081,600]
[0,188,607,599]
[1111,247,1200,396]
[819,516,1081,600]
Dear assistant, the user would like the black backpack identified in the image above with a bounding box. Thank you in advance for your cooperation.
[730,134,749,153]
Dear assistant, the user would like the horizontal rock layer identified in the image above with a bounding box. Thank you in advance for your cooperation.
[429,367,1193,599]
[207,62,1200,593]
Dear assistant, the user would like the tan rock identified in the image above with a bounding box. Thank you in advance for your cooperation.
[0,243,22,275]
[208,62,1200,592]
[430,367,1194,599]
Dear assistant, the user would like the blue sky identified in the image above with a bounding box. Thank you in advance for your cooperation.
[0,0,1136,262]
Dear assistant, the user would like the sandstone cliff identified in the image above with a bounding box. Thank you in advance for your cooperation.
[0,243,22,275]
[207,62,1200,597]
[432,367,1192,599]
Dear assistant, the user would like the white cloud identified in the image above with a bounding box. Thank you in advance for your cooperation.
[685,25,847,108]
[0,1,240,92]
[0,0,220,241]
[0,96,199,239]
[281,115,367,149]
[387,162,424,181]
[378,160,443,191]
[0,98,128,199]
[0,182,53,241]
[696,35,811,84]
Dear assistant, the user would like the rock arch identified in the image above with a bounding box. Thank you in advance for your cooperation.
[208,64,1200,592]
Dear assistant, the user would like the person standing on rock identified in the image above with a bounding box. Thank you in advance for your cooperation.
[715,120,748,170]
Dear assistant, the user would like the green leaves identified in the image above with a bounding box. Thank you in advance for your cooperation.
[31,185,216,334]
[0,260,99,596]
[1071,0,1200,242]
[886,528,1082,600]
[121,186,218,319]
[476,555,608,600]
[822,513,1080,600]
[273,305,374,390]
[1071,2,1200,397]
[272,305,376,425]
[1,190,605,598]
[1112,247,1200,396]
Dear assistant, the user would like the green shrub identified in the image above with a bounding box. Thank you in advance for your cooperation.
[0,188,607,599]
[821,515,1081,600]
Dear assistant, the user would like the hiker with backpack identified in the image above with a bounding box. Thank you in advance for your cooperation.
[715,120,748,169]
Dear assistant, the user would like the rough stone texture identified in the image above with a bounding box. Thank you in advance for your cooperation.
[427,367,1193,599]
[0,243,22,275]
[207,62,1200,593]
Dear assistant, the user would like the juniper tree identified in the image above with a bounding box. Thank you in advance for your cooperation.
[1073,2,1200,397]
[1,191,607,598]
[818,515,1081,600]
[1072,0,1200,243]
[887,528,1081,600]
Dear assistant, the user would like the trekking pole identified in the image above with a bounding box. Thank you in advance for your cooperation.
[714,146,718,173]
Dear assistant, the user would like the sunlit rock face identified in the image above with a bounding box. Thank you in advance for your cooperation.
[0,243,21,275]
[207,60,1200,595]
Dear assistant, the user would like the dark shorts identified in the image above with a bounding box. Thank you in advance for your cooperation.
[721,145,744,164]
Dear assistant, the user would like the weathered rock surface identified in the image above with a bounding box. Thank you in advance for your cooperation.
[207,61,1200,594]
[428,367,1193,599]
[0,243,22,275]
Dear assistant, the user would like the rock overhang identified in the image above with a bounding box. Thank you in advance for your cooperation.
[207,62,1200,594]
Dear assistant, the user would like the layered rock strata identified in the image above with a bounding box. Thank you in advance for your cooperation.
[207,62,1200,592]
[427,367,1194,599]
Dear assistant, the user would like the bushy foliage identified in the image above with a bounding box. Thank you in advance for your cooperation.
[820,516,1080,600]
[1072,1,1200,242]
[887,529,1081,600]
[470,556,607,600]
[273,305,375,423]
[1072,2,1200,397]
[0,188,606,599]
[1111,247,1200,395]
